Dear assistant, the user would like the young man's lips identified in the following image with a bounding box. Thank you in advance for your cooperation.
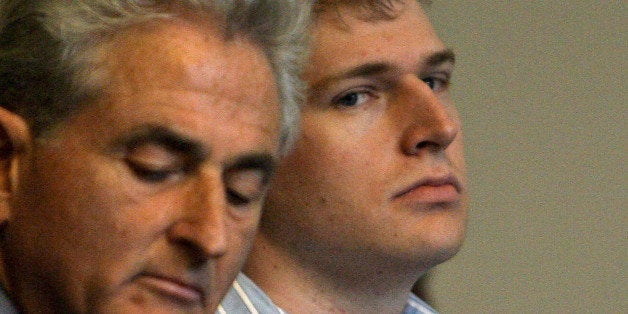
[393,175,462,204]
[136,273,205,305]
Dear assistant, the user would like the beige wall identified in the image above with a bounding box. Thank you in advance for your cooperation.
[424,2,626,313]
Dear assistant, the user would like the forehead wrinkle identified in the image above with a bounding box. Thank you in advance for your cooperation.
[104,20,222,92]
[307,1,447,79]
[92,17,280,162]
[102,18,277,125]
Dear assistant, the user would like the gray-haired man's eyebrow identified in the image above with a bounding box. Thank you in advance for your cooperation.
[115,124,208,166]
[224,154,277,185]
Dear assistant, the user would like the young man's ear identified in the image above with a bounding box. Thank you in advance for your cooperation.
[0,107,30,217]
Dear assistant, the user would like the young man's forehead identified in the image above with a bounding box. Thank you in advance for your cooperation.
[313,0,428,20]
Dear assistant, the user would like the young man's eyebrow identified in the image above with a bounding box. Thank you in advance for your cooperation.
[309,62,393,94]
[335,62,393,81]
[116,125,207,161]
[424,49,456,68]
[309,49,456,98]
[312,50,455,89]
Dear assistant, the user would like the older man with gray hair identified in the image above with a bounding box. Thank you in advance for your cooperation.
[0,0,309,312]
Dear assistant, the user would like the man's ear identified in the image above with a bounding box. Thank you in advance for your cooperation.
[0,107,30,222]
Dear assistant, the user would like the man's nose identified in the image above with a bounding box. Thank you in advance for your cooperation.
[167,173,228,262]
[397,75,461,156]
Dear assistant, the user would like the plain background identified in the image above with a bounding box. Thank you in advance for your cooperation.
[423,2,626,313]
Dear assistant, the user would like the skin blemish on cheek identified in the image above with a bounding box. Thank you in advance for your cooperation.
[130,292,147,306]
[318,196,328,205]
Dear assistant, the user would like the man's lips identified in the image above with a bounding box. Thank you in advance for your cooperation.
[136,273,205,306]
[393,175,462,204]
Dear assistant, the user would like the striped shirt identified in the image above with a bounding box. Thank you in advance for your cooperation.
[217,273,438,314]
[0,286,18,314]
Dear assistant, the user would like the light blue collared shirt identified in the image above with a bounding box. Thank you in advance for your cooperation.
[218,273,437,314]
[0,286,18,314]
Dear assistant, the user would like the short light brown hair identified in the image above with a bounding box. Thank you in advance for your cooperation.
[313,0,430,21]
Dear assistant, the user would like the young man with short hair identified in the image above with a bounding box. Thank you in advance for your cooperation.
[220,1,467,313]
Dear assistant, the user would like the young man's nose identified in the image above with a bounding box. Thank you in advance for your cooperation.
[397,75,461,156]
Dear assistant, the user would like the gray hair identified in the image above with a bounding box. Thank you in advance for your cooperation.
[0,0,311,153]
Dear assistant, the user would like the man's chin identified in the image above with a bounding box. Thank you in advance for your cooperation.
[90,286,210,314]
[420,235,466,269]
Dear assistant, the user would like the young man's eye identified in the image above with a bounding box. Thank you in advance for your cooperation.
[332,90,373,108]
[421,75,450,92]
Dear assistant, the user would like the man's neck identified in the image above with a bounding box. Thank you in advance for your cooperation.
[244,235,422,314]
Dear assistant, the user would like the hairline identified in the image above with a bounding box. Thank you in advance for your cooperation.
[313,0,432,21]
[0,0,310,155]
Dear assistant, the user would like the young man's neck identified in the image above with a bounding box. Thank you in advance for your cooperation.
[244,235,424,314]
